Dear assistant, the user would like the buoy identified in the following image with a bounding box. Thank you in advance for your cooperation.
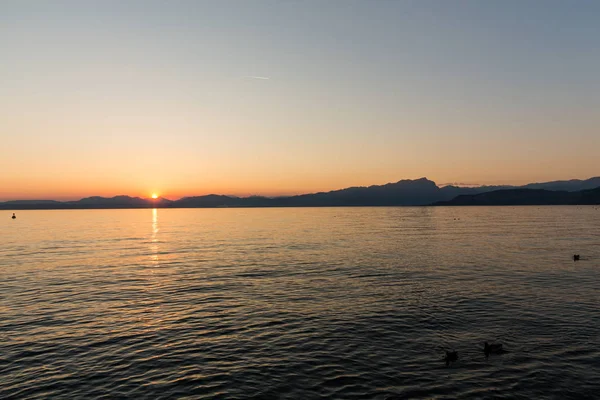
[484,342,506,357]
[444,350,458,366]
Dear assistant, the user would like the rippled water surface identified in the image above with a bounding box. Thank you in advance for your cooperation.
[2,207,600,399]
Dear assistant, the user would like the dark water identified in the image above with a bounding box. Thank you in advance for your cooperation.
[1,207,600,399]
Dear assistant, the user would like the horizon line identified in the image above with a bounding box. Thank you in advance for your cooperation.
[2,175,599,203]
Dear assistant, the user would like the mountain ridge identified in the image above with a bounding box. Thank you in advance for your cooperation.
[434,187,600,206]
[2,177,599,209]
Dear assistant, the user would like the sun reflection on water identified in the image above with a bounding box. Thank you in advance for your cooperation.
[151,208,159,265]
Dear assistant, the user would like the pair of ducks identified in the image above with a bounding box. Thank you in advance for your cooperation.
[444,342,506,366]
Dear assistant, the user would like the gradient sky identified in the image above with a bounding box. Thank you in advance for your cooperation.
[1,0,599,200]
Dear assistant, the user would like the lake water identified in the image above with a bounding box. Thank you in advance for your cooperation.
[1,207,600,399]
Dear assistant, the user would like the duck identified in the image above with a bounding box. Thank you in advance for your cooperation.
[484,342,506,357]
[444,350,458,366]
[11,213,16,219]
[573,254,580,261]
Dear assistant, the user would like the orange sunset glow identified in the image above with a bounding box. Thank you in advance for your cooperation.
[1,2,598,202]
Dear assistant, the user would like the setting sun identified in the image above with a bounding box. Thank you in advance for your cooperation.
[151,193,158,199]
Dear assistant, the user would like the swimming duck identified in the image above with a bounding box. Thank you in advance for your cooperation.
[484,342,505,357]
[444,350,458,366]
[573,254,580,261]
[11,213,16,219]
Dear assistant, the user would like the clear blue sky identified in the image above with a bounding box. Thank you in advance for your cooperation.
[1,0,598,199]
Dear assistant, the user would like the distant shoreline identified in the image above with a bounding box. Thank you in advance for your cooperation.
[3,177,599,210]
[3,203,599,211]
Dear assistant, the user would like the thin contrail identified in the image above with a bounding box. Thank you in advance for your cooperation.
[245,76,270,80]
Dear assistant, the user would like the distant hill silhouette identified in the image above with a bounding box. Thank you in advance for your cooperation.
[437,178,600,200]
[274,177,440,206]
[1,196,173,209]
[77,196,152,207]
[1,200,63,206]
[434,187,600,206]
[1,177,599,209]
[521,177,600,191]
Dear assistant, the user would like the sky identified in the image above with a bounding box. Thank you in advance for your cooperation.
[1,0,599,200]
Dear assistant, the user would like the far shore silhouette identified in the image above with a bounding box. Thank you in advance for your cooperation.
[2,177,599,210]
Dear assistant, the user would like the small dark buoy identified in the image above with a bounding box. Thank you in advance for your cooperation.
[484,342,506,357]
[11,213,16,219]
[573,254,580,261]
[444,350,458,366]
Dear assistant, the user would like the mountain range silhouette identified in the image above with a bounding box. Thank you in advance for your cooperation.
[2,177,599,209]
